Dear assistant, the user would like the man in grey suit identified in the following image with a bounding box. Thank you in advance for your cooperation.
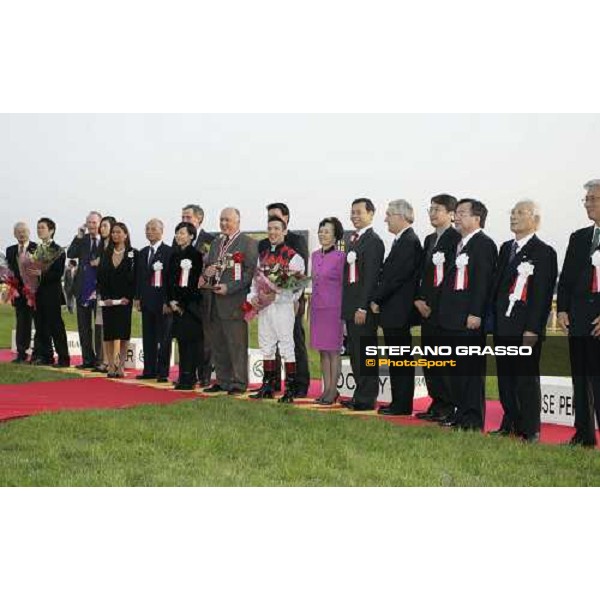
[341,198,385,411]
[201,207,258,395]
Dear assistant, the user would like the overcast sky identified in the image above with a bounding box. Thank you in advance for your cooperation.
[2,113,599,265]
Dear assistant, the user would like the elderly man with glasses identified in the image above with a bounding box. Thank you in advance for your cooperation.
[557,179,600,447]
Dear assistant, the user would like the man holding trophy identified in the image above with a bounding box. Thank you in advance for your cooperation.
[201,208,258,396]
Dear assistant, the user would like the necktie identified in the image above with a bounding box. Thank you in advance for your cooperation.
[591,228,600,256]
[350,232,359,245]
[509,240,518,263]
[91,237,98,258]
[148,246,155,266]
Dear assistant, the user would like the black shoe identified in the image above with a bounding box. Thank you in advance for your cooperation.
[174,383,194,391]
[136,374,156,380]
[200,378,211,387]
[521,433,540,444]
[566,434,596,448]
[228,389,246,396]
[12,357,26,364]
[377,406,412,416]
[156,376,169,383]
[415,410,435,420]
[489,428,513,436]
[249,384,274,400]
[203,384,224,393]
[32,358,54,366]
[439,416,458,428]
[76,363,95,370]
[340,399,355,409]
[92,365,108,373]
[52,361,70,368]
[295,388,309,398]
[458,423,482,432]
[351,403,375,412]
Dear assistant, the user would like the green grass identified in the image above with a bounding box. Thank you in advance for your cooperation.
[0,362,80,384]
[0,397,598,486]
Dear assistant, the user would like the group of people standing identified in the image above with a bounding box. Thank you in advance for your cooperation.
[4,179,600,447]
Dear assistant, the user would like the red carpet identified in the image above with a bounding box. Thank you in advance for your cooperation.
[0,377,198,421]
[0,349,593,447]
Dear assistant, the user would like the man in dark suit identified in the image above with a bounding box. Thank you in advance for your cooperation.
[341,198,385,411]
[31,218,70,367]
[5,222,38,363]
[181,203,216,386]
[414,194,461,421]
[258,202,311,396]
[370,200,423,415]
[492,200,558,442]
[557,179,600,448]
[202,207,258,395]
[67,211,104,368]
[135,219,173,383]
[437,199,498,430]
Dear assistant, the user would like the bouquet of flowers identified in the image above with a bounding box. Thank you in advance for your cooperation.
[241,262,310,322]
[17,244,64,309]
[0,253,22,304]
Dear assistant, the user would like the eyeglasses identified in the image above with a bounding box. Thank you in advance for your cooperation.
[582,196,600,205]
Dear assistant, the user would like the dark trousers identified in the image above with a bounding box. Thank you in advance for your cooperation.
[421,320,454,417]
[495,336,542,436]
[76,301,100,365]
[210,308,249,392]
[177,339,200,386]
[34,302,69,364]
[346,312,379,407]
[141,309,173,377]
[274,301,310,391]
[442,328,487,430]
[14,301,34,359]
[569,336,600,445]
[383,326,414,414]
[199,293,213,383]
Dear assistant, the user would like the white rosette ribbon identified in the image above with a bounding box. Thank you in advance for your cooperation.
[152,260,163,287]
[592,250,600,293]
[179,258,192,288]
[454,253,469,290]
[506,261,535,317]
[347,250,358,284]
[432,251,445,287]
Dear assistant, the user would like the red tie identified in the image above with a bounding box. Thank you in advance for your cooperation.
[350,232,359,244]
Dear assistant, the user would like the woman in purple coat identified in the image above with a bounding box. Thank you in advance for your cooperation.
[310,217,346,405]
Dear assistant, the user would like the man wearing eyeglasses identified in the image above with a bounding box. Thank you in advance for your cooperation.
[414,194,461,422]
[557,179,600,448]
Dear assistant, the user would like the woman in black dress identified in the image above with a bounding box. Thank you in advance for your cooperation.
[92,215,116,373]
[167,222,203,390]
[97,222,137,378]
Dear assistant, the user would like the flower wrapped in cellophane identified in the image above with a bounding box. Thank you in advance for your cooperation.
[17,244,64,309]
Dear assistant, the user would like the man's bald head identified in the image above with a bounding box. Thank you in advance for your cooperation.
[220,207,241,236]
[145,218,164,243]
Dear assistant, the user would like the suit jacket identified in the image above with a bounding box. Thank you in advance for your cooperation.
[5,241,37,307]
[67,233,104,298]
[557,225,600,336]
[492,235,558,337]
[204,232,259,320]
[341,228,385,320]
[370,227,423,329]
[416,227,462,326]
[438,230,498,331]
[36,241,67,307]
[258,230,309,265]
[135,242,173,313]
